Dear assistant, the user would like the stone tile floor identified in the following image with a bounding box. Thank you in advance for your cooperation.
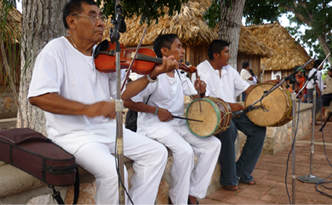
[200,122,332,204]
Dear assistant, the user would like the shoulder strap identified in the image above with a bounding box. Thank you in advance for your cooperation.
[146,94,152,104]
[51,167,79,204]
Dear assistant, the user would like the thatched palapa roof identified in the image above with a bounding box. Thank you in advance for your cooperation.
[248,22,312,71]
[103,0,274,57]
[0,3,21,44]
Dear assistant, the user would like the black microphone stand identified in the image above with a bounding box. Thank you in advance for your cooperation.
[111,2,127,204]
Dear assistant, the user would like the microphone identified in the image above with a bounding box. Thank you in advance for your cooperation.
[115,4,126,33]
[232,105,252,118]
[118,18,126,33]
[232,109,246,118]
[110,27,119,43]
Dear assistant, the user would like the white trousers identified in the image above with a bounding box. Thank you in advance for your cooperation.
[143,122,221,205]
[67,128,168,205]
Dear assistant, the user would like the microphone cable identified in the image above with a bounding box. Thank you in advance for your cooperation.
[114,136,135,204]
[314,101,332,198]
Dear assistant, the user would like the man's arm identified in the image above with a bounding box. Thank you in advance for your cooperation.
[29,93,116,118]
[121,56,178,100]
[243,85,255,94]
[227,102,245,111]
[124,99,173,122]
[190,77,206,99]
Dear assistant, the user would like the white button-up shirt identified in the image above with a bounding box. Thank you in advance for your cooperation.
[192,60,250,103]
[306,68,323,91]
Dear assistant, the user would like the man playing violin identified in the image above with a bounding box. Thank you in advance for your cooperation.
[27,0,178,204]
[124,34,221,205]
[192,40,266,191]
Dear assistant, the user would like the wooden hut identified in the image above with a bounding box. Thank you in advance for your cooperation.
[0,5,21,92]
[247,22,313,81]
[103,0,274,78]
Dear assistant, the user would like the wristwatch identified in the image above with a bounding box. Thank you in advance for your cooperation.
[147,74,157,83]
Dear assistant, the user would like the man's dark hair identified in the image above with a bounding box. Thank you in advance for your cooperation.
[207,40,230,60]
[63,0,97,29]
[242,62,249,68]
[313,60,322,69]
[153,34,179,58]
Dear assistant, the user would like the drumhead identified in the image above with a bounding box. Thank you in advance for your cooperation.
[245,83,292,127]
[185,98,221,138]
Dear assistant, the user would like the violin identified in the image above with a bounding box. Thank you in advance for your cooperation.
[94,40,197,74]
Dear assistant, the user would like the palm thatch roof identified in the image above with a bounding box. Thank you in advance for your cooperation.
[103,0,274,57]
[1,3,21,44]
[248,22,312,71]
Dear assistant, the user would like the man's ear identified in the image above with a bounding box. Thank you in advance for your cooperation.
[66,15,77,30]
[160,47,169,57]
[213,52,219,60]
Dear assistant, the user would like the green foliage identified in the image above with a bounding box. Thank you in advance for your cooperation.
[0,0,21,93]
[243,0,332,60]
[203,0,221,28]
[97,0,188,24]
[243,0,281,25]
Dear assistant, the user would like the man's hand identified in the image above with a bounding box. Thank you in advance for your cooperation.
[83,101,116,119]
[156,107,173,122]
[149,56,179,79]
[228,102,245,112]
[194,77,206,94]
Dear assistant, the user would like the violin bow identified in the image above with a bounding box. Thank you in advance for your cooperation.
[121,28,148,92]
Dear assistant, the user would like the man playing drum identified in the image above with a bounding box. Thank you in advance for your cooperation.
[192,40,266,191]
[124,34,221,204]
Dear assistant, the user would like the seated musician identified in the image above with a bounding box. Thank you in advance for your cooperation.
[27,0,179,204]
[192,40,266,191]
[124,34,221,204]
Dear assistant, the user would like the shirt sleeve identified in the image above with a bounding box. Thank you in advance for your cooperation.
[233,67,250,96]
[28,48,64,98]
[240,69,252,81]
[131,74,156,103]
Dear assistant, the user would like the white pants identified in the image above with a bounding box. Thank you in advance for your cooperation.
[66,128,168,205]
[143,122,221,205]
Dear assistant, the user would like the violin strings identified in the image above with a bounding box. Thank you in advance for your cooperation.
[135,53,162,64]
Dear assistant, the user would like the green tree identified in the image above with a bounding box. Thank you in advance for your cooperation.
[243,0,332,64]
[202,0,246,69]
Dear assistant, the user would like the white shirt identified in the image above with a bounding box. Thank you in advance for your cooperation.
[192,60,250,103]
[306,68,323,91]
[131,71,197,135]
[240,69,253,85]
[252,75,258,85]
[28,36,126,153]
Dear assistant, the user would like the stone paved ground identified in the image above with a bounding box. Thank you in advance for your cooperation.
[200,122,332,204]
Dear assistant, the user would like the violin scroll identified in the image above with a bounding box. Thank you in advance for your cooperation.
[179,61,197,73]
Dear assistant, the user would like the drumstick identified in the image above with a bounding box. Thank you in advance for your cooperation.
[196,71,202,112]
[171,115,203,122]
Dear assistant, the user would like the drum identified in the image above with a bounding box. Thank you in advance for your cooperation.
[185,97,232,138]
[244,82,293,127]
